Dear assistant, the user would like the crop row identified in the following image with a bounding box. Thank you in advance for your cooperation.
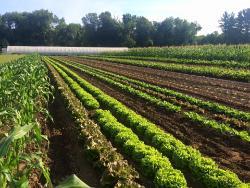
[47,57,247,188]
[92,55,250,69]
[46,57,188,187]
[105,45,250,62]
[45,58,143,187]
[58,57,250,122]
[185,112,250,142]
[80,56,250,82]
[50,61,100,110]
[55,58,181,113]
[94,109,187,187]
[0,55,52,187]
[57,58,250,142]
[54,58,180,112]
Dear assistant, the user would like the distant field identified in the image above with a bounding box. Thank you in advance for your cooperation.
[0,54,23,63]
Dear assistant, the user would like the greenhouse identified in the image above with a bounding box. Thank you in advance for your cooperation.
[6,46,128,55]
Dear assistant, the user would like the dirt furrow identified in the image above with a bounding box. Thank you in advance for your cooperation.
[44,81,101,187]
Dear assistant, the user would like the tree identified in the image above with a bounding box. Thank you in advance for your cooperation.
[4,9,249,47]
[54,20,82,46]
[237,8,250,43]
[172,18,201,45]
[153,17,175,46]
[220,12,239,43]
[153,17,201,46]
[135,16,154,47]
[121,14,137,47]
[0,10,59,46]
[82,13,99,46]
[97,12,123,46]
[220,9,250,44]
[196,31,223,44]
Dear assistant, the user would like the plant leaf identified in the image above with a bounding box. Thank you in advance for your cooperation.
[56,174,90,188]
[0,123,34,156]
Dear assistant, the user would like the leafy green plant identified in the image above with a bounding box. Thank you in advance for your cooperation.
[54,58,181,113]
[47,58,247,187]
[185,112,250,142]
[58,57,250,122]
[94,109,187,188]
[56,174,90,188]
[50,60,100,110]
[46,61,142,187]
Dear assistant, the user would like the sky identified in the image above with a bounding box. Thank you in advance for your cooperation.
[0,0,249,35]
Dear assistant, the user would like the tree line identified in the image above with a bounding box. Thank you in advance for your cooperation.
[0,8,249,48]
[198,8,250,44]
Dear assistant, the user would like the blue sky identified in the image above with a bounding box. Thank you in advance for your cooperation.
[0,0,249,35]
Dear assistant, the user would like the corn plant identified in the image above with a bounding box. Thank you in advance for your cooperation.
[0,55,53,187]
[106,45,250,62]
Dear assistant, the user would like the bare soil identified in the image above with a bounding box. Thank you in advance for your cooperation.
[44,86,101,187]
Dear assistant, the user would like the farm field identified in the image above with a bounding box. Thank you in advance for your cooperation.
[0,54,23,64]
[1,45,250,188]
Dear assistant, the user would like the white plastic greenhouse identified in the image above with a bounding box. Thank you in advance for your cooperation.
[6,46,128,55]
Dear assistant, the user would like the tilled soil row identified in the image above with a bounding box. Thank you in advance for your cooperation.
[45,88,101,187]
[65,57,250,111]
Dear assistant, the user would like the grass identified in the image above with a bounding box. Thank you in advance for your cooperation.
[0,54,24,64]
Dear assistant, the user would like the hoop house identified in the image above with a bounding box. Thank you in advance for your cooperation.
[6,46,128,55]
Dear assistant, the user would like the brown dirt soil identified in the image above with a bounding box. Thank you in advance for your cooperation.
[43,89,101,187]
[68,68,250,182]
[66,57,250,111]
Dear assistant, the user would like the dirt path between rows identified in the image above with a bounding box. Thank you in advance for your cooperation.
[66,57,250,111]
[43,85,101,187]
[68,67,250,182]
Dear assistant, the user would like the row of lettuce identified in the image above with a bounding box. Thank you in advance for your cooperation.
[44,57,249,188]
[58,57,250,122]
[45,57,187,187]
[0,55,53,187]
[80,56,250,82]
[46,62,143,187]
[54,57,250,142]
[58,57,250,121]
